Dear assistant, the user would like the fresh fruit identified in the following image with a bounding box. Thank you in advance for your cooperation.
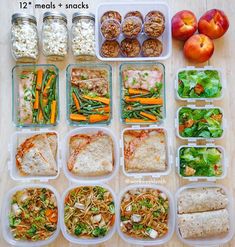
[172,10,197,41]
[183,34,214,63]
[198,9,229,39]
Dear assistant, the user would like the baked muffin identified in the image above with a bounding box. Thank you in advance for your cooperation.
[142,38,163,57]
[100,11,122,23]
[101,19,121,40]
[101,40,120,57]
[122,16,142,39]
[144,11,165,38]
[121,38,141,57]
[124,11,143,22]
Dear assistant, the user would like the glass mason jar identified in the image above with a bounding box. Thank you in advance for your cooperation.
[42,12,68,61]
[71,12,96,60]
[11,13,39,63]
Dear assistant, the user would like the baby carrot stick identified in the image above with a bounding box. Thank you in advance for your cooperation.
[70,114,87,121]
[125,97,163,105]
[94,106,110,113]
[72,93,80,111]
[33,91,39,109]
[36,69,43,90]
[43,74,55,97]
[89,114,109,123]
[83,95,110,105]
[140,112,157,121]
[38,108,44,122]
[128,88,149,95]
[50,100,57,124]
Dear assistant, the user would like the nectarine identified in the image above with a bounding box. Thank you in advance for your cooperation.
[183,34,214,63]
[198,9,229,39]
[172,10,197,41]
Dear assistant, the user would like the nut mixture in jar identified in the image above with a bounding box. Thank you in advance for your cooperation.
[11,13,39,62]
[144,11,165,38]
[42,12,68,60]
[71,12,95,58]
[100,10,122,23]
[101,40,120,57]
[142,38,163,57]
[121,38,141,57]
[122,16,142,39]
[125,11,143,23]
[101,19,121,40]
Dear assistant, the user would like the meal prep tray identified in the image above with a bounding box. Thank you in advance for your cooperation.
[95,2,171,61]
[1,184,61,247]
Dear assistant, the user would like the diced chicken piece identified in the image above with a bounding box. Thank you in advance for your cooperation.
[185,166,196,176]
[131,214,142,222]
[99,219,106,227]
[20,193,29,202]
[211,114,223,122]
[12,203,22,216]
[184,119,194,128]
[147,228,158,239]
[160,192,167,200]
[91,214,102,223]
[125,205,132,212]
[74,202,85,210]
[194,83,204,95]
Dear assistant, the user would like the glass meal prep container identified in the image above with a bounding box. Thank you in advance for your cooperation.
[62,127,119,183]
[11,13,39,63]
[9,130,60,182]
[175,66,225,101]
[175,183,234,246]
[12,64,60,128]
[66,63,112,126]
[121,127,171,178]
[176,144,227,181]
[1,184,60,247]
[176,105,225,140]
[117,184,175,246]
[42,12,68,61]
[60,184,116,245]
[71,12,96,60]
[120,62,166,125]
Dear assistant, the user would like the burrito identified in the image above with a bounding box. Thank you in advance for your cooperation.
[178,209,230,239]
[178,187,228,214]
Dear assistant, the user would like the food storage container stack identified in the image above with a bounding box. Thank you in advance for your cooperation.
[71,12,96,60]
[11,13,39,63]
[42,12,69,61]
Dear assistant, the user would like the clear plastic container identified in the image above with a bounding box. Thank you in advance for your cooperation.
[96,2,171,61]
[1,183,61,247]
[62,127,119,183]
[60,183,117,245]
[42,12,68,61]
[175,66,225,102]
[121,127,171,178]
[66,63,112,126]
[12,64,60,128]
[11,13,39,63]
[176,144,227,181]
[175,105,226,141]
[8,130,60,181]
[117,184,175,246]
[119,62,166,125]
[175,182,234,246]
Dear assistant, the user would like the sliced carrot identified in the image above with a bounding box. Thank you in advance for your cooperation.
[89,114,109,123]
[50,100,57,124]
[125,118,155,123]
[36,69,43,90]
[110,215,115,226]
[43,74,55,97]
[128,88,149,95]
[140,112,157,121]
[33,91,39,109]
[70,114,87,121]
[94,106,110,113]
[179,124,185,132]
[83,95,110,105]
[125,97,163,105]
[49,215,58,223]
[72,93,80,111]
[45,209,53,217]
[38,108,43,121]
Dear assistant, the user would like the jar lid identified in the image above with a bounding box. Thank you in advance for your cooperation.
[11,13,37,24]
[43,11,67,23]
[72,11,95,22]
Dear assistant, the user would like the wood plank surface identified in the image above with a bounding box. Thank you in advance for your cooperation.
[0,0,233,246]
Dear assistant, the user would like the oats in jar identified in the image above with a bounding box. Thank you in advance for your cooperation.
[125,11,143,23]
[101,40,120,57]
[121,38,141,57]
[144,11,165,38]
[100,10,122,23]
[101,19,121,40]
[142,38,163,57]
[122,16,142,39]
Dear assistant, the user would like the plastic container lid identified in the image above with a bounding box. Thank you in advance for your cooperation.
[175,182,235,246]
[72,11,95,22]
[8,130,60,182]
[1,183,61,247]
[62,127,119,183]
[117,184,175,245]
[121,126,171,178]
[12,13,37,24]
[60,183,117,245]
[43,11,67,23]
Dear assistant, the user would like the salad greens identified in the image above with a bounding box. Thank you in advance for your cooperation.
[179,107,223,138]
[179,147,223,177]
[178,70,222,98]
